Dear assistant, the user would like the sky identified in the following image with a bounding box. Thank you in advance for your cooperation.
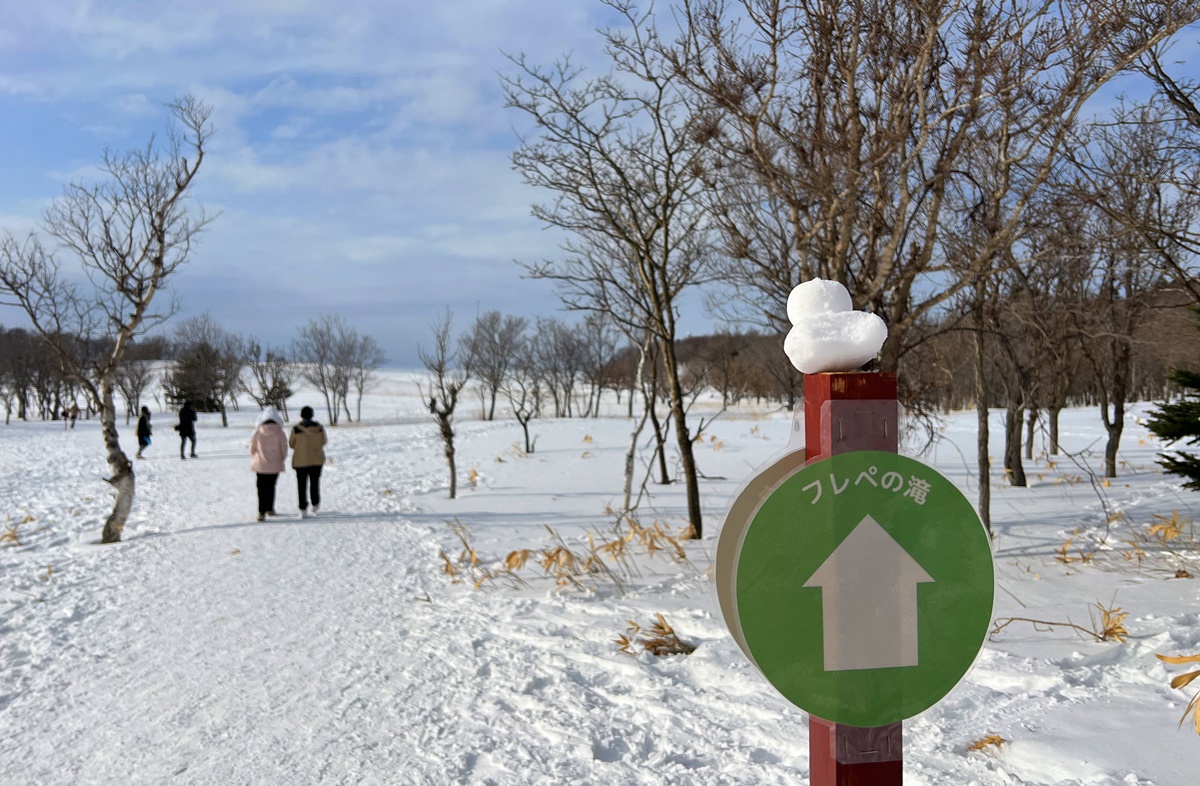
[0,0,660,367]
[1,4,1197,368]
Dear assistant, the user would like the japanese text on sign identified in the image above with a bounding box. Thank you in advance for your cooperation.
[802,466,933,506]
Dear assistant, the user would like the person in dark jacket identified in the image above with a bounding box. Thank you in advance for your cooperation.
[177,401,198,459]
[136,406,152,459]
[289,405,327,518]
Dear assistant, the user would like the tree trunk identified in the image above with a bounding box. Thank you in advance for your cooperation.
[973,305,992,537]
[438,413,457,499]
[648,402,670,485]
[1004,404,1027,487]
[1048,406,1061,455]
[520,418,531,453]
[1104,418,1123,478]
[1097,343,1129,479]
[661,337,702,538]
[324,391,336,425]
[99,379,135,544]
[220,401,228,428]
[1024,407,1037,461]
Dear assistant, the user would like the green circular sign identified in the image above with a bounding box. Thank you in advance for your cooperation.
[736,451,993,727]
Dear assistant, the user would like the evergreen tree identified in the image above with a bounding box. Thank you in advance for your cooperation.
[1146,310,1200,490]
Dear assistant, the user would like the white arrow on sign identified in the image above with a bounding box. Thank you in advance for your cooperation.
[803,514,934,671]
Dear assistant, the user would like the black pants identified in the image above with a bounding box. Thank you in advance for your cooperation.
[180,433,196,457]
[296,466,322,510]
[256,473,279,515]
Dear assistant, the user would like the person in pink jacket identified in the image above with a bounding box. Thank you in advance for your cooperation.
[250,406,289,522]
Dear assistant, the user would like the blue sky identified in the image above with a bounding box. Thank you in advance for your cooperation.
[0,0,659,366]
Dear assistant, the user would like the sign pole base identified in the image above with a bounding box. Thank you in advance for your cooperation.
[805,372,903,786]
[810,718,903,784]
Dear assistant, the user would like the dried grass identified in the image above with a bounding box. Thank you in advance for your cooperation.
[1,522,20,547]
[966,734,1007,753]
[437,514,696,595]
[1156,653,1200,734]
[615,613,695,657]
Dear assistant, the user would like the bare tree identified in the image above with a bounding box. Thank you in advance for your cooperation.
[294,315,347,425]
[460,310,527,420]
[346,334,385,423]
[578,312,619,417]
[419,310,470,499]
[505,0,717,536]
[244,339,294,419]
[292,315,380,424]
[0,96,212,543]
[1132,44,1200,299]
[502,347,543,454]
[668,0,1200,370]
[166,313,246,426]
[530,317,586,418]
[114,359,156,425]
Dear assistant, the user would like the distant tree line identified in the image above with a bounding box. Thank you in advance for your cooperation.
[0,326,170,424]
[0,314,385,431]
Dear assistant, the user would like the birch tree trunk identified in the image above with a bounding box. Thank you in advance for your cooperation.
[99,379,135,544]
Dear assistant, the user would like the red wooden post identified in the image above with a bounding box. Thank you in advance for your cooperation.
[804,371,903,785]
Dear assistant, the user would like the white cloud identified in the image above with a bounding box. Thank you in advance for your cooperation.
[0,0,652,366]
[114,92,155,115]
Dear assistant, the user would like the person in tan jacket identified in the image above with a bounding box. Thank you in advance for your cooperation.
[250,407,288,522]
[289,405,327,519]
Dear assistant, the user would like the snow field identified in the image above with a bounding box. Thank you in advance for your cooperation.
[1,373,1199,784]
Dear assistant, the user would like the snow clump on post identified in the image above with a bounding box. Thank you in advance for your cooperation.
[783,279,888,374]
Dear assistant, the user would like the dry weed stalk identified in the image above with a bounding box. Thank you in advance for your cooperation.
[1055,532,1096,565]
[615,613,695,657]
[1155,653,1200,734]
[1,522,20,546]
[990,601,1128,643]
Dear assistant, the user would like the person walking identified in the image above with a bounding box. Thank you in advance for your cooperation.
[289,405,327,519]
[136,406,152,459]
[68,402,80,428]
[250,406,288,522]
[177,400,198,459]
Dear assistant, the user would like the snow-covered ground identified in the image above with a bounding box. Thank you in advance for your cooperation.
[2,370,1199,785]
